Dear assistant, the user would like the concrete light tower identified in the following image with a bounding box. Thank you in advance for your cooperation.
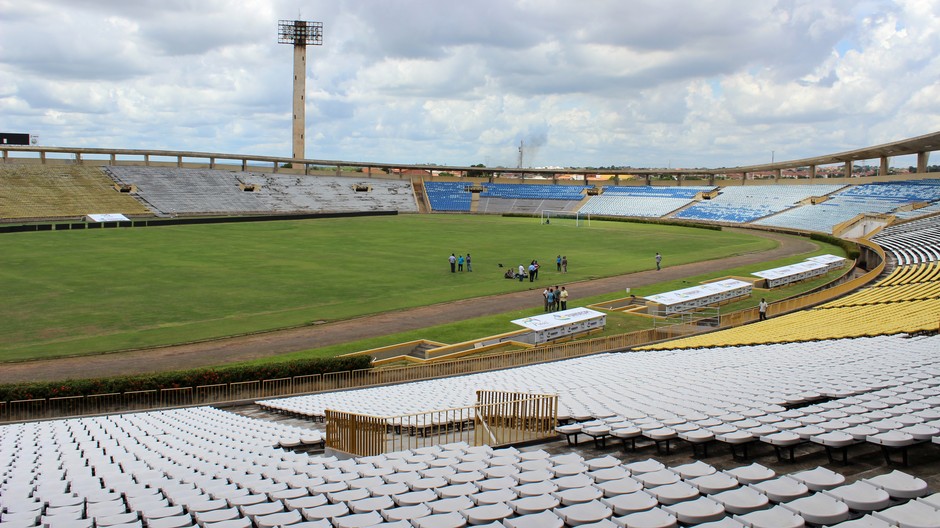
[278,19,323,161]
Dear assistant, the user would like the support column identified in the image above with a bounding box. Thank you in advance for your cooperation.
[917,151,930,174]
[880,156,889,177]
[844,161,852,179]
[809,165,816,179]
[292,43,307,161]
[774,169,782,181]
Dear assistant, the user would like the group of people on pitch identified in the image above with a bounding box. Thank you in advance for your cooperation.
[543,286,568,312]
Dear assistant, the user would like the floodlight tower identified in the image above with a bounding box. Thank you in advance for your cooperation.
[278,19,323,161]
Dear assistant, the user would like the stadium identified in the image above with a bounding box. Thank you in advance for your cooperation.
[2,131,940,528]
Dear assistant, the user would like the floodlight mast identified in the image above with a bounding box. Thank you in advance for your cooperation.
[278,20,323,161]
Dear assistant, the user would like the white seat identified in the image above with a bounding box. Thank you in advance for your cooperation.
[724,464,775,485]
[599,492,659,516]
[749,476,809,503]
[239,502,283,520]
[284,496,328,510]
[862,470,930,499]
[471,488,517,505]
[661,497,726,525]
[789,467,844,491]
[690,473,740,495]
[554,500,613,526]
[709,486,769,515]
[301,503,349,522]
[667,461,716,480]
[552,474,594,491]
[589,467,631,483]
[595,478,643,498]
[148,514,194,528]
[645,482,699,505]
[428,496,475,515]
[193,508,241,526]
[514,480,559,497]
[332,510,384,528]
[381,503,432,522]
[502,510,564,528]
[871,499,940,528]
[410,511,466,528]
[623,459,665,475]
[612,506,677,528]
[633,469,679,488]
[460,502,513,525]
[347,494,395,513]
[393,489,439,506]
[509,494,561,515]
[733,505,805,528]
[821,481,892,512]
[780,493,849,525]
[553,486,603,506]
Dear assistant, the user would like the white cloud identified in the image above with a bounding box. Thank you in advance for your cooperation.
[1,0,938,168]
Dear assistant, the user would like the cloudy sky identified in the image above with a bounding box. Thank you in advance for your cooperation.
[2,0,939,170]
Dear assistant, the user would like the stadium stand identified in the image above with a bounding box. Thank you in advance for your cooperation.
[4,334,940,528]
[426,182,589,213]
[481,184,587,201]
[0,165,151,220]
[873,215,940,265]
[105,167,417,216]
[578,186,712,218]
[5,158,940,528]
[675,184,846,224]
[237,173,418,214]
[641,217,940,349]
[423,181,472,212]
[755,180,940,233]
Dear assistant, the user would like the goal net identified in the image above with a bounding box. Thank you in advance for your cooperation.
[540,210,590,227]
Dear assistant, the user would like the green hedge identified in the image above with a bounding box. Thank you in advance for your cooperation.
[0,355,373,402]
[809,232,860,260]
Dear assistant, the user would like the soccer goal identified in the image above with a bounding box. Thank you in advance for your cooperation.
[540,210,590,227]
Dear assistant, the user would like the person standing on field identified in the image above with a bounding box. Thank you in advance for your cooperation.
[458,255,465,272]
[758,298,768,321]
[559,286,569,310]
[449,253,456,273]
[655,252,662,271]
[466,253,472,272]
[556,255,562,272]
[562,256,568,273]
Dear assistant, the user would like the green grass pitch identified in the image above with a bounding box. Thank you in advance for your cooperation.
[0,214,775,362]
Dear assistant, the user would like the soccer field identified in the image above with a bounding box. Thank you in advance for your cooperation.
[0,214,774,361]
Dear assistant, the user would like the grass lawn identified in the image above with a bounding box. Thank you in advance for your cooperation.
[0,214,774,362]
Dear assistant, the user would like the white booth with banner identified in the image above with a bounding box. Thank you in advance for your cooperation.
[645,278,753,315]
[511,307,606,344]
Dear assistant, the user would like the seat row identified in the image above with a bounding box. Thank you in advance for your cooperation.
[2,432,936,528]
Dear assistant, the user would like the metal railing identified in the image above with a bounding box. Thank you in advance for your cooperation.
[325,391,558,457]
